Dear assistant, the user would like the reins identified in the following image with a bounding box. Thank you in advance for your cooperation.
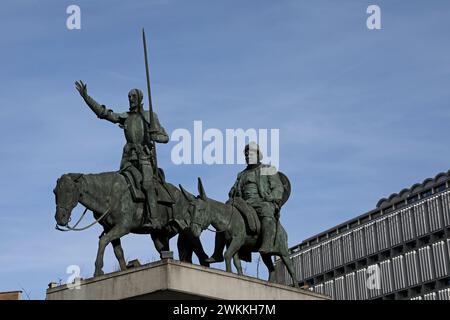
[55,206,112,232]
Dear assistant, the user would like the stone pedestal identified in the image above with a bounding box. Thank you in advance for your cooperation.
[46,259,328,300]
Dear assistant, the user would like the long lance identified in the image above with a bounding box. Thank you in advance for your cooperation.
[142,28,158,174]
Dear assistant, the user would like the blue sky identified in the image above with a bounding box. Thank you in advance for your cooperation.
[1,0,450,299]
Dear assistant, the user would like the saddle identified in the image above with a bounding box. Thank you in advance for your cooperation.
[226,197,260,235]
[120,165,174,205]
[228,197,261,263]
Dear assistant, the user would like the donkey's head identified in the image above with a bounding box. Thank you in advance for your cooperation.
[179,177,209,238]
[53,174,81,226]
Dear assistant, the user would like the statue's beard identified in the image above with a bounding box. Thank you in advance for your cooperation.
[246,159,260,167]
[129,103,141,112]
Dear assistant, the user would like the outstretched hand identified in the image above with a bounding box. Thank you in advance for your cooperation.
[75,80,87,97]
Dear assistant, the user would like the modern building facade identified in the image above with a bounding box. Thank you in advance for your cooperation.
[275,170,450,300]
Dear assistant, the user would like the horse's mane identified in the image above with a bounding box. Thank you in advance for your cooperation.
[66,173,83,182]
[79,172,120,198]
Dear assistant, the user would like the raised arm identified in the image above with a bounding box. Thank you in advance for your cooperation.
[75,80,124,124]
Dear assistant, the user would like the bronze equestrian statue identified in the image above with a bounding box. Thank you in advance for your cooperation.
[54,80,210,276]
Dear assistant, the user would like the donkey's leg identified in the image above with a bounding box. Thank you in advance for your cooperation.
[205,232,226,263]
[261,253,276,283]
[280,255,299,288]
[111,238,127,271]
[232,255,243,275]
[224,237,245,273]
[94,225,128,277]
[189,233,210,267]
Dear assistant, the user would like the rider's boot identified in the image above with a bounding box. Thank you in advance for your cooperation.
[141,184,162,230]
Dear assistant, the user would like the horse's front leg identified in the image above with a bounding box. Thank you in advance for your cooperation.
[94,225,128,277]
[179,231,210,267]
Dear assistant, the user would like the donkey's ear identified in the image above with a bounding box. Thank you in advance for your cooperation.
[179,184,196,201]
[197,177,207,201]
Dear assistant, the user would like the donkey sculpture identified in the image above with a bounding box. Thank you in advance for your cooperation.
[182,178,299,287]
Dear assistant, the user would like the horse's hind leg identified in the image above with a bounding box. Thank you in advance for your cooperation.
[177,232,193,263]
[150,233,170,258]
[111,238,127,271]
[280,254,299,288]
[94,225,128,277]
[152,233,176,261]
[261,253,276,283]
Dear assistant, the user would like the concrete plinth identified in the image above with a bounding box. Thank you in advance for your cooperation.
[46,259,328,300]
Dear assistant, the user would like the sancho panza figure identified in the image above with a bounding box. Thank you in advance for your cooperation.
[206,142,284,262]
[75,81,169,229]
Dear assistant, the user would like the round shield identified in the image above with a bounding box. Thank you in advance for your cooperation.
[278,171,291,207]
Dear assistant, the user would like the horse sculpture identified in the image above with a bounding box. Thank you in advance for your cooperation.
[183,178,299,287]
[53,172,209,276]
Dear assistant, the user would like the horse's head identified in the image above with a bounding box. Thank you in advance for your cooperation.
[179,177,209,238]
[53,174,81,227]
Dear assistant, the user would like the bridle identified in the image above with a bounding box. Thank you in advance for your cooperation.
[55,176,112,232]
[190,198,235,234]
